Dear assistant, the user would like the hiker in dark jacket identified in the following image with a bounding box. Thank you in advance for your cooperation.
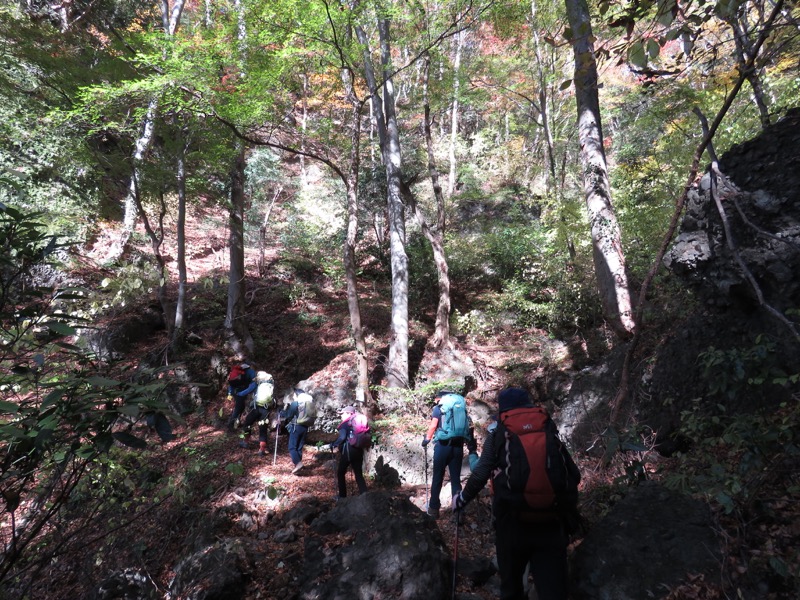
[226,361,256,430]
[452,387,579,600]
[328,405,368,498]
[279,389,314,474]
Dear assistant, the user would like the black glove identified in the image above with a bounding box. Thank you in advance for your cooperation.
[452,492,467,512]
[421,436,430,447]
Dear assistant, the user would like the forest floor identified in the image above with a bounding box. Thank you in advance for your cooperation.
[53,203,606,599]
[26,200,796,600]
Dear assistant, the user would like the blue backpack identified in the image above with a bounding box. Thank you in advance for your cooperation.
[436,393,469,441]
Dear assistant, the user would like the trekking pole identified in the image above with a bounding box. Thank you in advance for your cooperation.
[273,420,280,466]
[423,445,429,506]
[451,511,459,600]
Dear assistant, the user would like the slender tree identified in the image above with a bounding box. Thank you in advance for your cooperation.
[564,0,636,338]
[417,51,452,348]
[110,0,187,262]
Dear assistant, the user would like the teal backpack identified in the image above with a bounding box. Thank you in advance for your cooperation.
[436,393,469,441]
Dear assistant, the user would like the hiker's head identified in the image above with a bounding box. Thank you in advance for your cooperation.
[434,390,456,403]
[497,387,533,413]
[341,405,356,417]
[256,371,271,382]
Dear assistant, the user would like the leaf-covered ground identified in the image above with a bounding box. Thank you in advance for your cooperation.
[18,200,799,599]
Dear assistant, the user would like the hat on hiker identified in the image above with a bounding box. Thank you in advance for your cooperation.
[341,405,356,415]
[498,387,533,413]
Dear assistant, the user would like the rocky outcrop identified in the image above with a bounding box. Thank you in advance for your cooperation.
[665,108,800,313]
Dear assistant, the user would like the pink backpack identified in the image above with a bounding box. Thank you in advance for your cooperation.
[348,413,372,449]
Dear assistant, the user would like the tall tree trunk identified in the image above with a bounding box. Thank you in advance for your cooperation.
[301,71,309,184]
[420,53,451,349]
[531,0,557,189]
[447,29,464,197]
[356,19,409,388]
[564,0,635,339]
[224,0,253,356]
[111,98,158,261]
[172,138,187,348]
[225,145,253,356]
[344,98,374,407]
[338,45,374,407]
[378,17,410,388]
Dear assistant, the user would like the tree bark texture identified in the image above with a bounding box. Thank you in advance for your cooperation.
[378,17,410,388]
[564,0,635,339]
[342,66,373,406]
[447,29,463,197]
[421,53,452,348]
[173,141,187,346]
[225,145,253,356]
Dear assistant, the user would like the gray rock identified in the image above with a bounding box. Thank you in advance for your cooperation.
[572,482,721,600]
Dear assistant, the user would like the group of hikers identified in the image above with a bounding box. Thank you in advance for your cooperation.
[225,358,582,600]
[225,359,371,487]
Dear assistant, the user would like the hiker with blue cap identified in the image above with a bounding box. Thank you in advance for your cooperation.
[451,387,582,600]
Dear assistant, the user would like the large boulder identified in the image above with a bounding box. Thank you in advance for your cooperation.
[297,491,451,599]
[572,482,722,599]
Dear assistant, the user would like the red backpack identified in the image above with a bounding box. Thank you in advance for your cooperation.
[228,365,244,386]
[492,406,580,511]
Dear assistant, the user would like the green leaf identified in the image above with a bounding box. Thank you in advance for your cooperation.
[118,404,141,417]
[0,401,19,414]
[628,42,647,68]
[87,376,120,387]
[646,39,660,60]
[112,431,148,449]
[0,424,28,440]
[657,0,676,26]
[715,491,734,514]
[45,321,76,336]
[267,485,278,500]
[769,556,788,578]
[559,79,573,91]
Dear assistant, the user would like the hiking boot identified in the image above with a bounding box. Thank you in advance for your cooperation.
[427,506,440,518]
[257,450,265,457]
[291,461,303,474]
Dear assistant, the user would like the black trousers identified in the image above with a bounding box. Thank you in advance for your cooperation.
[494,508,568,600]
[336,445,368,497]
